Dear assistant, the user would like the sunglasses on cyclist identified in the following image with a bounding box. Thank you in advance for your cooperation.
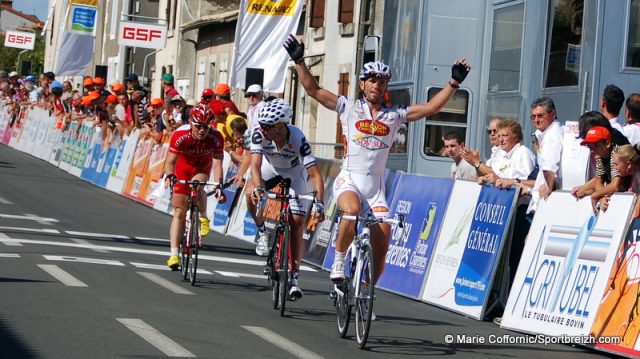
[192,123,210,130]
[260,123,277,130]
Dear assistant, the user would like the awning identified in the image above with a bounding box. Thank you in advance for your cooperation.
[180,10,239,33]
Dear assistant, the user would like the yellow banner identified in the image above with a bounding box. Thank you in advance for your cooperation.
[246,0,297,16]
[70,0,98,6]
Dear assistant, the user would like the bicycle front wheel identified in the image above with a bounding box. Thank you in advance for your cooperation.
[354,246,375,348]
[180,216,191,281]
[278,227,289,317]
[335,278,352,338]
[268,233,279,310]
[188,209,199,285]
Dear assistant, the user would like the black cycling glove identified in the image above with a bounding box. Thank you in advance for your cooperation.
[451,62,470,83]
[283,34,305,64]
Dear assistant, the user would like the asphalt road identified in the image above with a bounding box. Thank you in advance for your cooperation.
[0,144,616,359]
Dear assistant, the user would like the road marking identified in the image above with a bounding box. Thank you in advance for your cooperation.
[131,262,212,275]
[116,318,196,357]
[133,236,170,243]
[3,238,317,272]
[0,253,20,258]
[38,264,88,287]
[0,195,12,204]
[65,231,129,239]
[43,255,125,266]
[215,271,265,280]
[0,226,60,234]
[0,233,22,246]
[242,326,324,359]
[137,272,195,295]
[0,213,58,225]
[70,238,110,253]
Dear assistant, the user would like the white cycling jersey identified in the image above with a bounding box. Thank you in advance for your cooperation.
[250,124,316,170]
[336,96,408,177]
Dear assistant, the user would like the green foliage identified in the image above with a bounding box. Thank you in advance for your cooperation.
[0,32,46,75]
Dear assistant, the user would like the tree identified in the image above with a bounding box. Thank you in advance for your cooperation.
[0,32,46,75]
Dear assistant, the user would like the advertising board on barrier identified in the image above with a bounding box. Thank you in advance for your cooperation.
[106,129,140,194]
[208,163,240,233]
[122,138,153,200]
[139,142,169,205]
[422,181,515,319]
[95,131,123,187]
[501,192,635,337]
[80,127,102,182]
[376,175,453,298]
[225,185,258,243]
[0,106,11,144]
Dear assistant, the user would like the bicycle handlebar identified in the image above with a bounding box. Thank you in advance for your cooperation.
[339,213,406,228]
[262,191,317,202]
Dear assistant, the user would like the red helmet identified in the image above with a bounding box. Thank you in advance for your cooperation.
[202,88,214,97]
[190,103,214,125]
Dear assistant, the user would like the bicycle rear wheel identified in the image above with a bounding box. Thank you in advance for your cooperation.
[188,209,199,285]
[180,212,192,281]
[278,227,289,317]
[354,246,375,348]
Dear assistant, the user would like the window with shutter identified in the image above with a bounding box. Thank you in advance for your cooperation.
[310,0,326,28]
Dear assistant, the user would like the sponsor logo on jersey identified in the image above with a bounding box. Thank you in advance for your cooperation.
[353,135,389,150]
[371,206,389,213]
[355,119,390,136]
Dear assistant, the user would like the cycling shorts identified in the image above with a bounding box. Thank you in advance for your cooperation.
[333,170,389,219]
[173,156,212,195]
[261,160,309,216]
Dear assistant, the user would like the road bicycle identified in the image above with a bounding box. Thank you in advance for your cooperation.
[255,179,318,316]
[330,211,405,349]
[171,179,229,285]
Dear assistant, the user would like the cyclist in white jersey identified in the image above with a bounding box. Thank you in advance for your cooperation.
[246,99,325,299]
[284,34,471,283]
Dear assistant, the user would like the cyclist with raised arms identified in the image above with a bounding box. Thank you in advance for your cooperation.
[164,104,225,269]
[246,99,325,299]
[283,35,471,284]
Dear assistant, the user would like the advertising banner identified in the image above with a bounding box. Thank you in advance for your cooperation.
[376,175,454,298]
[0,106,11,144]
[106,130,139,194]
[139,142,169,205]
[80,127,102,182]
[501,192,635,337]
[95,131,123,187]
[118,21,167,49]
[3,30,36,50]
[59,121,78,172]
[208,163,240,233]
[225,185,258,243]
[590,217,640,356]
[122,138,153,200]
[68,2,98,35]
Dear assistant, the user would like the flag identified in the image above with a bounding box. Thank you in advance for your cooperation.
[230,0,303,93]
[54,0,99,76]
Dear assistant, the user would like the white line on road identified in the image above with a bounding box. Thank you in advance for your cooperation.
[3,238,317,272]
[133,236,170,243]
[38,264,88,287]
[0,233,22,246]
[0,213,58,225]
[242,326,324,359]
[117,318,196,357]
[0,226,60,234]
[137,272,195,295]
[65,231,130,239]
[131,262,213,275]
[215,271,265,280]
[43,255,125,266]
[0,253,20,258]
[0,195,12,204]
[70,238,110,253]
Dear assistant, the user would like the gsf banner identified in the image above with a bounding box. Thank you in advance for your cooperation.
[502,192,635,337]
[118,21,167,50]
[4,30,36,50]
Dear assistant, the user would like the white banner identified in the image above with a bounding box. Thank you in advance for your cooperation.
[118,21,167,50]
[230,0,303,92]
[4,30,36,50]
[502,191,635,337]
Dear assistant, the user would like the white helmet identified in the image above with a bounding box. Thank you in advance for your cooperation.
[257,99,293,126]
[359,61,391,80]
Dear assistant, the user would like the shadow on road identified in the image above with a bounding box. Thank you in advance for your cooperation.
[0,318,41,359]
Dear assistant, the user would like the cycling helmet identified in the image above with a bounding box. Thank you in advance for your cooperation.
[257,99,293,126]
[359,61,392,81]
[190,103,215,125]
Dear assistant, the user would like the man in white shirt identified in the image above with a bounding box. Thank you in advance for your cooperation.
[460,117,503,176]
[443,131,477,180]
[623,93,640,145]
[600,84,625,133]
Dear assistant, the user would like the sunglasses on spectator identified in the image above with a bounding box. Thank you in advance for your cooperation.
[486,128,497,134]
[246,93,259,97]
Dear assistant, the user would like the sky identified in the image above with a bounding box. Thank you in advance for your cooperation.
[12,0,49,21]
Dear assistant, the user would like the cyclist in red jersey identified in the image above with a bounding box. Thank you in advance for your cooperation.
[164,104,225,269]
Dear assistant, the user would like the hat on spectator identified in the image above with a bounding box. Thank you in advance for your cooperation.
[202,88,214,97]
[93,77,105,85]
[580,126,611,146]
[81,96,92,106]
[170,95,184,104]
[209,100,225,116]
[162,73,174,84]
[111,82,124,93]
[126,73,139,82]
[88,91,101,101]
[215,83,231,95]
[84,77,94,87]
[50,81,63,90]
[25,75,37,83]
[105,94,118,104]
[8,71,18,78]
[244,84,263,98]
[150,97,164,107]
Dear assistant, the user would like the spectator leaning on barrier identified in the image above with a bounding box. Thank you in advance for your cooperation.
[478,119,535,185]
[284,34,470,284]
[130,85,149,127]
[169,95,187,127]
[572,124,631,212]
[599,144,640,214]
[623,93,640,145]
[601,84,625,133]
[443,131,477,180]
[226,115,249,165]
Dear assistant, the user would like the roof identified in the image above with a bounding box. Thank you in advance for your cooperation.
[0,4,44,29]
[181,9,238,33]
